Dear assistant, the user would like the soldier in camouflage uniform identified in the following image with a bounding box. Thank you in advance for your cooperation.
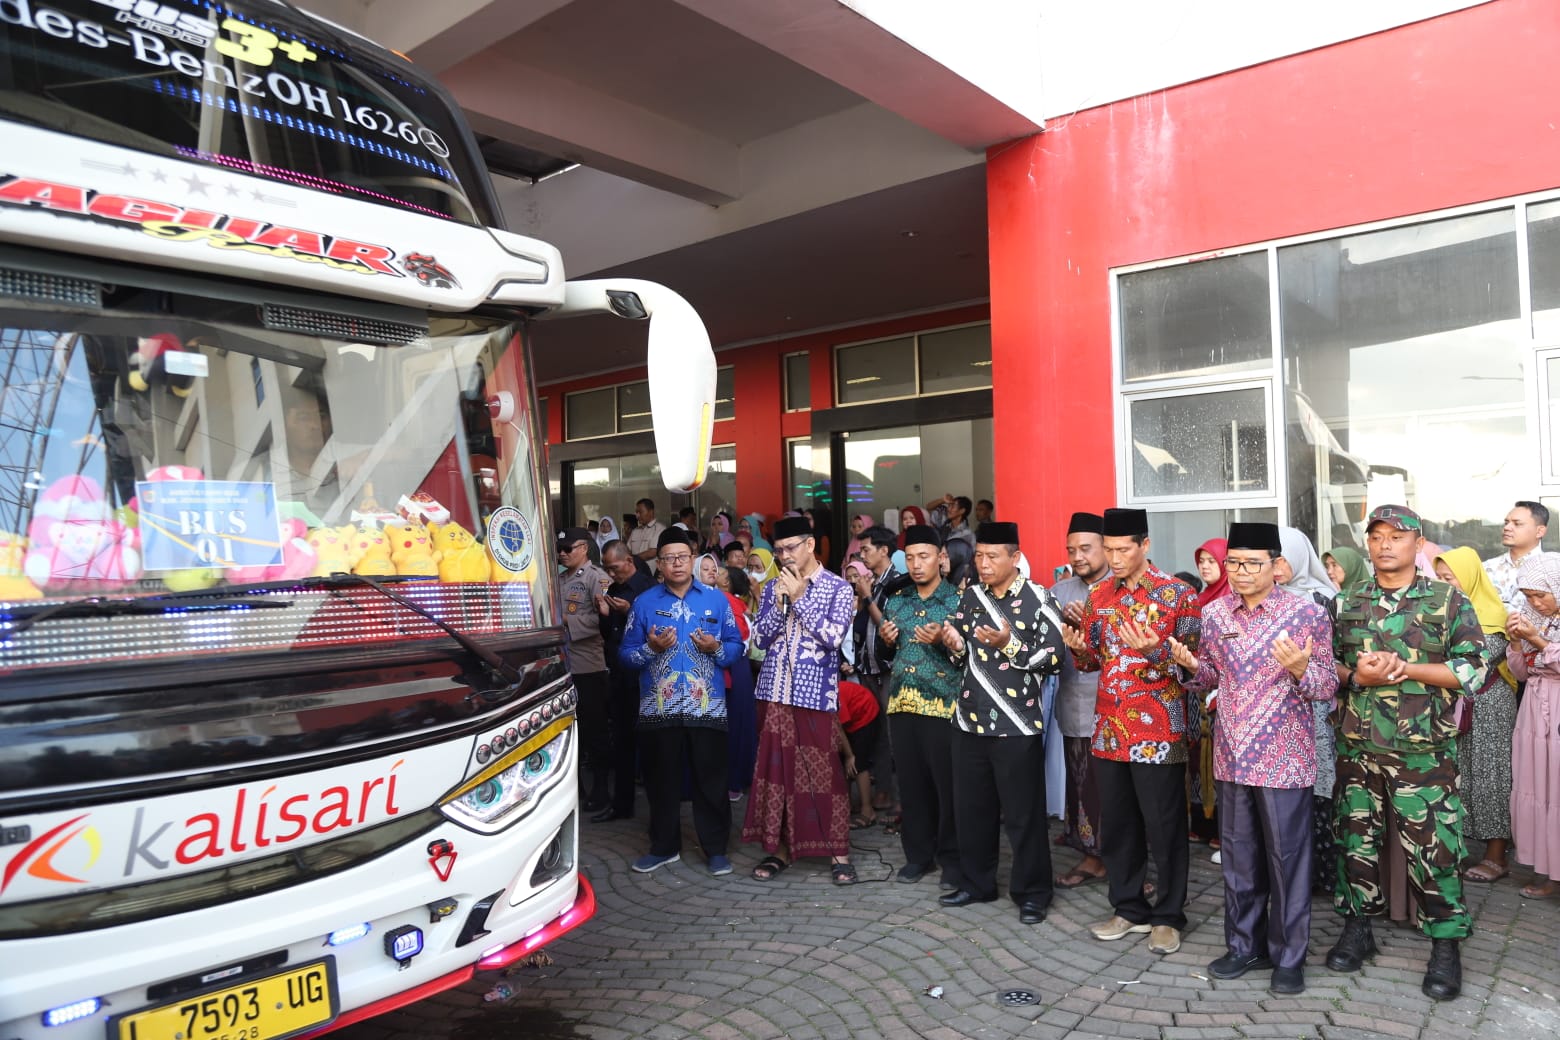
[1327,505,1489,1002]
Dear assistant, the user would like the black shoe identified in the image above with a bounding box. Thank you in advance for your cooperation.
[1019,900,1047,925]
[896,863,929,884]
[1270,966,1306,995]
[1209,951,1274,980]
[938,889,995,908]
[1421,939,1461,1001]
[1325,917,1378,973]
[590,807,630,823]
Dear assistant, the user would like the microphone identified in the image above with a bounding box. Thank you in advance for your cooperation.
[779,592,791,611]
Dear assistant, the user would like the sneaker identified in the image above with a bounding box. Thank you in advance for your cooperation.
[707,855,733,876]
[1091,916,1152,941]
[1270,966,1306,995]
[630,852,679,873]
[1148,925,1181,954]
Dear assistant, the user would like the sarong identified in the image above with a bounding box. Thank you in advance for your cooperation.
[741,700,850,858]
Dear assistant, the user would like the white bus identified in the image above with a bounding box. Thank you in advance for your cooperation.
[0,1,716,1037]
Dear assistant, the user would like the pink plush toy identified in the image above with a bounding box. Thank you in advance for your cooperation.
[228,518,317,584]
[24,475,141,589]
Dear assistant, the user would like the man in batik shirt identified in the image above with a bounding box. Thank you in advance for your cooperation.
[1171,522,1336,995]
[879,524,962,888]
[1061,507,1201,956]
[938,521,1064,925]
[1327,505,1488,1002]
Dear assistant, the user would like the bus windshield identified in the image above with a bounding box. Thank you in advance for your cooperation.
[0,270,552,674]
[0,0,496,225]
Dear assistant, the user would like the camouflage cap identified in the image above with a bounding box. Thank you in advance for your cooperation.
[1366,504,1422,532]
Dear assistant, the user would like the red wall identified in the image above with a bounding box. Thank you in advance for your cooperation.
[988,0,1560,573]
[541,304,990,521]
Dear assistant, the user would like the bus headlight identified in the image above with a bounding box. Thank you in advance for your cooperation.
[440,722,571,834]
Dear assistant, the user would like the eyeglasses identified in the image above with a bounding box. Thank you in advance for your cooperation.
[657,552,693,564]
[773,539,808,555]
[1225,558,1273,573]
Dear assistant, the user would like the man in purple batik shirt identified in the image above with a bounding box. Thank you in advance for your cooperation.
[1170,521,1336,997]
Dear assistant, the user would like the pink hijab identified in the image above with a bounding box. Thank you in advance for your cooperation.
[842,513,874,573]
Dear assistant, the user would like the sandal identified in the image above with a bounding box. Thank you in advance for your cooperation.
[1520,881,1557,899]
[831,861,858,885]
[1462,859,1509,883]
[751,855,789,882]
[1056,867,1106,889]
[850,812,877,830]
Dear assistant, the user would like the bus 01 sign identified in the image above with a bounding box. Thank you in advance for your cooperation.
[110,959,337,1040]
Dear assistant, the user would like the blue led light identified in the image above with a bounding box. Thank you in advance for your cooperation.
[326,922,372,946]
[41,998,102,1028]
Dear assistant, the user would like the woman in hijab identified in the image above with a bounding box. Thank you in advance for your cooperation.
[745,547,778,593]
[841,513,874,575]
[595,515,619,551]
[1433,546,1518,883]
[1505,552,1560,898]
[898,506,928,549]
[1188,538,1230,847]
[1323,546,1370,606]
[740,513,772,553]
[1275,526,1342,894]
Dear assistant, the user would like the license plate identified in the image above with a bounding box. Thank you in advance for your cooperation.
[109,959,337,1040]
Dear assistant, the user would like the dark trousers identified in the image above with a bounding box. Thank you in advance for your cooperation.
[1096,757,1189,928]
[857,672,896,801]
[640,725,730,858]
[890,713,960,883]
[574,670,611,800]
[951,729,1052,905]
[1218,781,1313,969]
[606,667,639,815]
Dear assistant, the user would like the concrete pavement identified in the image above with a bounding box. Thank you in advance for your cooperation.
[336,802,1560,1040]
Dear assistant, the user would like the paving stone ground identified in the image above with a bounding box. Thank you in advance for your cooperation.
[337,796,1560,1040]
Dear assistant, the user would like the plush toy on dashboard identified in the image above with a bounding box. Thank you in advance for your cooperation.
[307,526,354,577]
[384,518,439,576]
[23,474,142,590]
[128,333,197,398]
[350,525,396,576]
[0,531,43,600]
[430,521,490,583]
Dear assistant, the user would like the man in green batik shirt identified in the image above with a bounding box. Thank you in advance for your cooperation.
[1327,505,1488,1003]
[878,524,963,890]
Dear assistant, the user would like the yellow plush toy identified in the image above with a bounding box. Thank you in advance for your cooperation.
[430,522,491,583]
[0,532,43,600]
[348,525,396,576]
[384,519,439,577]
[307,526,354,576]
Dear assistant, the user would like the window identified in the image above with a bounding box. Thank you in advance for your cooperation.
[565,386,615,440]
[1127,386,1270,499]
[1279,209,1523,554]
[616,381,652,433]
[833,323,992,406]
[1120,252,1271,382]
[784,352,811,411]
[919,325,992,395]
[715,366,735,421]
[787,437,824,509]
[1530,200,1560,341]
[836,337,916,405]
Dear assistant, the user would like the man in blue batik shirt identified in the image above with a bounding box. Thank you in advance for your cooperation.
[620,528,745,876]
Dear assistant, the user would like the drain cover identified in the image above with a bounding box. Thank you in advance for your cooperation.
[999,989,1040,1006]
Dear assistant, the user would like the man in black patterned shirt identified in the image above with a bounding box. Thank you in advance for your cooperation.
[938,521,1065,924]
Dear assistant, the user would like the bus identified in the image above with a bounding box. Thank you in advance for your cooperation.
[0,1,717,1037]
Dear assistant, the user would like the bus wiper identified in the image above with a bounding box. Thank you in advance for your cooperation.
[1,592,292,640]
[292,573,523,687]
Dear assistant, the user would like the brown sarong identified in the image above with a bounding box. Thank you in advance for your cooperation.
[742,700,850,858]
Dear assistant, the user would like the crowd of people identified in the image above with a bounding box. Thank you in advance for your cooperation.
[553,493,1560,1005]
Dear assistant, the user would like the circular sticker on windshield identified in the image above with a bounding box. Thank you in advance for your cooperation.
[486,506,534,574]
